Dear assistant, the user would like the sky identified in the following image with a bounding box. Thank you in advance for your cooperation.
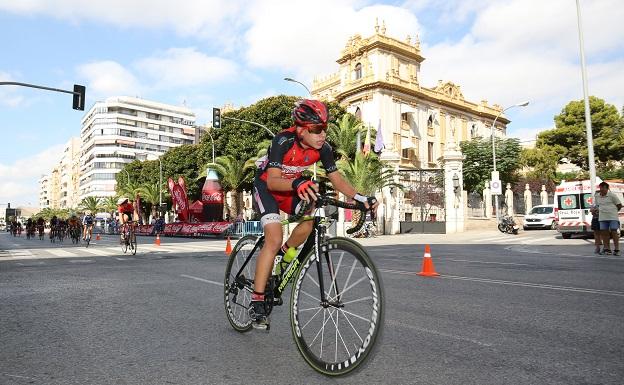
[0,0,622,207]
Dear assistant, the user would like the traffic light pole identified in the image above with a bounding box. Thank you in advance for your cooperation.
[0,82,85,110]
[222,116,275,137]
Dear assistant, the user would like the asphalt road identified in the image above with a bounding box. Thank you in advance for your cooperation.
[1,230,623,385]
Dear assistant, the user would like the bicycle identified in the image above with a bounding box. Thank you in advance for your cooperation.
[70,226,81,244]
[84,225,93,248]
[224,186,384,376]
[120,221,137,255]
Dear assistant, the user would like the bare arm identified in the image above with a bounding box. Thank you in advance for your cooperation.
[327,171,357,199]
[266,168,298,192]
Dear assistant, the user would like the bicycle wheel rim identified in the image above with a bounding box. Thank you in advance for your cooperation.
[290,238,384,376]
[224,235,261,332]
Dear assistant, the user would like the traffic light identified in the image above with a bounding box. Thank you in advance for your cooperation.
[212,107,221,128]
[73,84,86,111]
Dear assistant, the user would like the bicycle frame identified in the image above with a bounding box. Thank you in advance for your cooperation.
[233,208,337,304]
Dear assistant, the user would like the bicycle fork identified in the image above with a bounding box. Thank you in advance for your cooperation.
[313,225,344,309]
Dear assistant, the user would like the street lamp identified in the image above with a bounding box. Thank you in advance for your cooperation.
[491,101,529,223]
[284,77,312,96]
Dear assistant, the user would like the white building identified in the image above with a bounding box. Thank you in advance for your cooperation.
[38,138,82,209]
[39,174,51,209]
[59,137,81,208]
[79,96,196,199]
[312,21,510,169]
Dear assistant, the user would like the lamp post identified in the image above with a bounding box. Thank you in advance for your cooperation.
[284,77,312,96]
[575,0,597,194]
[491,101,529,223]
[206,129,215,164]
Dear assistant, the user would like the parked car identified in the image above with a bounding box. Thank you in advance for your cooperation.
[523,204,558,230]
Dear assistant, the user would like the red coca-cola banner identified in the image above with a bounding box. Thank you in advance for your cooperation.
[168,176,190,222]
[134,222,232,236]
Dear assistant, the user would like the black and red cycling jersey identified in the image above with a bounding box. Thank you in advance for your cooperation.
[253,127,338,217]
[256,126,338,182]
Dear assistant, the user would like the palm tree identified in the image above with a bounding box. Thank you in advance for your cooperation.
[199,155,254,218]
[137,182,160,222]
[243,139,272,170]
[117,180,142,198]
[338,152,402,225]
[327,113,366,160]
[101,196,118,214]
[78,196,102,214]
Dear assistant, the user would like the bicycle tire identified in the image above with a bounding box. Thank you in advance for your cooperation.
[120,234,128,253]
[130,232,137,255]
[224,235,262,332]
[290,237,384,376]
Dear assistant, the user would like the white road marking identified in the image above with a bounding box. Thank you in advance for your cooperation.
[448,259,531,266]
[69,259,95,263]
[386,319,493,347]
[82,248,115,256]
[46,249,77,257]
[379,269,624,297]
[180,274,222,287]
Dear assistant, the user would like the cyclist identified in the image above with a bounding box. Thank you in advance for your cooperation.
[117,195,138,240]
[36,217,45,237]
[82,211,94,240]
[49,215,59,239]
[249,99,378,330]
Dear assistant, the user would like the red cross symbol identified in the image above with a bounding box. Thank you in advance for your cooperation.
[564,197,573,206]
[586,196,593,205]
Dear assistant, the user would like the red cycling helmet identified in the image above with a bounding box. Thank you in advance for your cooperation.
[292,99,328,128]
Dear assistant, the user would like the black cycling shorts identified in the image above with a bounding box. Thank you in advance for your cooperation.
[253,177,307,227]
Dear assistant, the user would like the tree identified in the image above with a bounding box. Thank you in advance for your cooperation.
[536,96,624,169]
[326,113,365,160]
[337,152,402,225]
[137,183,160,222]
[337,152,401,195]
[78,196,102,214]
[162,144,203,200]
[460,137,522,193]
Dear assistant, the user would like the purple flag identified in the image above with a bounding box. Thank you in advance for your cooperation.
[374,119,385,154]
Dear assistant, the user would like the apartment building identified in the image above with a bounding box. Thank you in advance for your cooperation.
[38,137,81,209]
[79,96,196,199]
[38,174,51,209]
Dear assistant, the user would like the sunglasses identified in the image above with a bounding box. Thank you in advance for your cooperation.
[306,125,327,134]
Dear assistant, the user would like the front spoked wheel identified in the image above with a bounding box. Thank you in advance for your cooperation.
[291,237,384,376]
[224,235,262,332]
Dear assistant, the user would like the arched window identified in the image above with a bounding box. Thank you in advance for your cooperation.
[354,63,362,80]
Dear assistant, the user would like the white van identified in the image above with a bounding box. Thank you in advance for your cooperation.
[555,178,624,238]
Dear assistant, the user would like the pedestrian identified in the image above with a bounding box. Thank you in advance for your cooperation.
[594,181,622,256]
[590,205,602,254]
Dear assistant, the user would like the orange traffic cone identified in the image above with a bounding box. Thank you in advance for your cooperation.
[155,234,161,246]
[225,236,232,256]
[96,233,101,241]
[417,244,439,277]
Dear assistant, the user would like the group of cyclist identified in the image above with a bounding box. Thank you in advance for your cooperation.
[7,194,138,245]
[10,212,96,242]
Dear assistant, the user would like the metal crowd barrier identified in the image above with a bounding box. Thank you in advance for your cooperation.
[228,221,263,237]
